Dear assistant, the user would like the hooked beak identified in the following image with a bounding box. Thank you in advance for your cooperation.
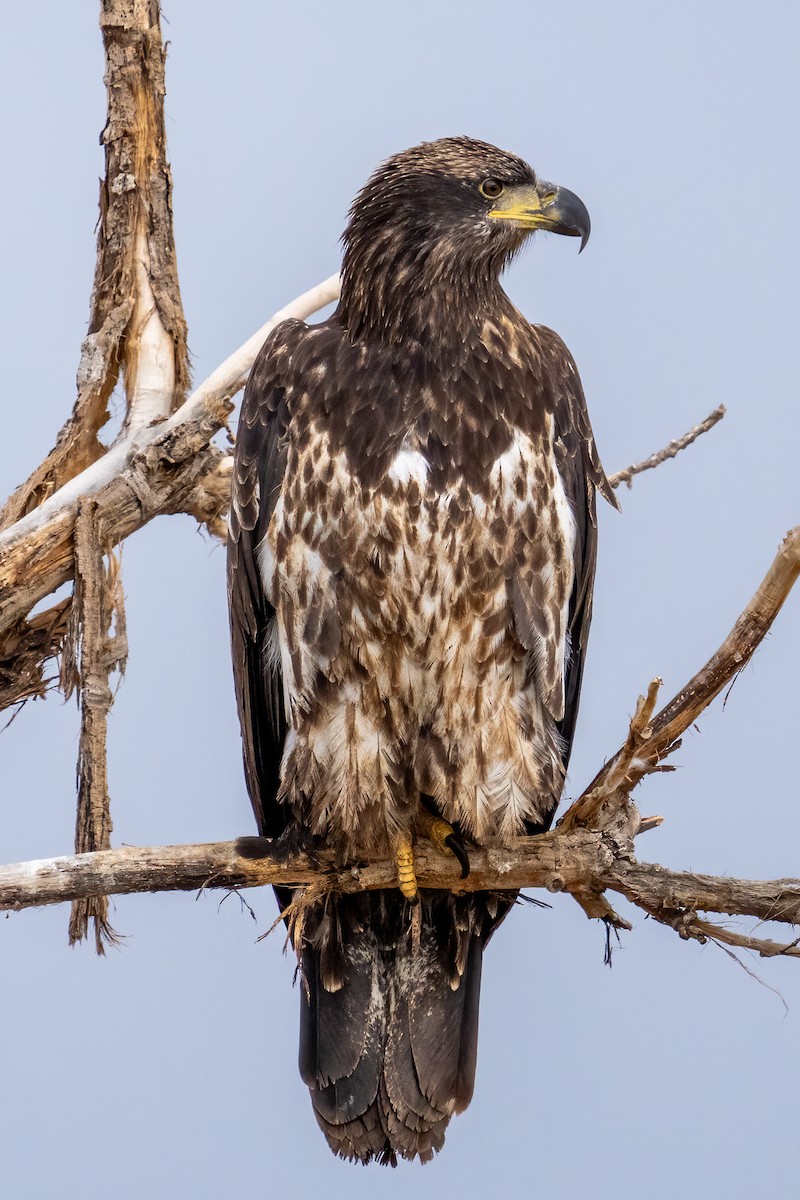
[487,180,591,251]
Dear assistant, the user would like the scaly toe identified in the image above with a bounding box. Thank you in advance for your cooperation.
[394,833,419,903]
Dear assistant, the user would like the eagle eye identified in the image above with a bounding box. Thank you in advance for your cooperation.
[479,178,504,200]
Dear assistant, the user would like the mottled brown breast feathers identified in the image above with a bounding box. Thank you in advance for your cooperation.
[228,304,611,847]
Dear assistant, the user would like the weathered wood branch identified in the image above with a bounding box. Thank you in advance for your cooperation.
[0,600,71,710]
[0,0,187,530]
[638,524,800,771]
[61,500,127,952]
[607,861,800,958]
[2,833,798,959]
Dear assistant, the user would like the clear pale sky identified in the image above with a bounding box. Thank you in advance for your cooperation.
[2,3,799,1197]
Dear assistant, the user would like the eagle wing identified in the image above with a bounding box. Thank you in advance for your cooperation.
[529,325,617,810]
[227,319,306,838]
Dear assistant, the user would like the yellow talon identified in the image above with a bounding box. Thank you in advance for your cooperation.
[427,816,456,849]
[417,808,471,879]
[395,834,418,903]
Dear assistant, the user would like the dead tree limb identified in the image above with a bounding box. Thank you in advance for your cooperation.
[0,0,187,530]
[2,836,799,961]
[561,524,800,832]
[61,500,127,952]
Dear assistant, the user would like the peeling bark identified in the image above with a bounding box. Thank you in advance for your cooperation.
[0,0,187,529]
[0,601,71,710]
[63,499,128,952]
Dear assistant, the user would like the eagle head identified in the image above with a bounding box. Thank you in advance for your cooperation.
[340,135,590,341]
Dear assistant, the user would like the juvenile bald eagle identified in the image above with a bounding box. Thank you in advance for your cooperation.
[228,136,615,1165]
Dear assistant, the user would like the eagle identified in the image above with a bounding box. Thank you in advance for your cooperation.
[228,136,615,1166]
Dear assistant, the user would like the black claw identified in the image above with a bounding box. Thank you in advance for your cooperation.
[234,836,273,860]
[444,833,471,880]
[236,826,320,866]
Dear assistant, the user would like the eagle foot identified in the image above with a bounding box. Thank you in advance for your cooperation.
[417,810,471,880]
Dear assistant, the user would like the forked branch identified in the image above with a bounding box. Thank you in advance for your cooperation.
[562,525,800,831]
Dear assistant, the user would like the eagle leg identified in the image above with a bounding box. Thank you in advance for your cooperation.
[416,809,471,880]
[393,832,419,904]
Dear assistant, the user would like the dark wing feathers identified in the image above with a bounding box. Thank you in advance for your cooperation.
[534,325,617,799]
[227,319,307,838]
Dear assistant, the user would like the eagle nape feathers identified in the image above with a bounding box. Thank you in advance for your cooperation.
[227,136,615,1166]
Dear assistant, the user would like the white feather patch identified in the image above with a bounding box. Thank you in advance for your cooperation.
[388,445,429,486]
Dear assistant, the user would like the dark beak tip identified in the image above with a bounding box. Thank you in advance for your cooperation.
[550,184,591,253]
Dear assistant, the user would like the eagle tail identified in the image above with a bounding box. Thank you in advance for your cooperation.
[298,890,490,1165]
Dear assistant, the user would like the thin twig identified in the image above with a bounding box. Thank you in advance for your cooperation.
[607,405,726,490]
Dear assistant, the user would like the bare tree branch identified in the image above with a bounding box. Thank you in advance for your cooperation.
[562,525,800,832]
[2,834,799,959]
[607,862,800,959]
[607,405,727,491]
[0,0,187,530]
[637,525,800,770]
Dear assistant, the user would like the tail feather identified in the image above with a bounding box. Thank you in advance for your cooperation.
[298,891,494,1165]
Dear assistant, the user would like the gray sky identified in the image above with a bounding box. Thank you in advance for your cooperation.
[2,2,799,1197]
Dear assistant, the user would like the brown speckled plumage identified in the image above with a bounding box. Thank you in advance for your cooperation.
[228,136,615,1165]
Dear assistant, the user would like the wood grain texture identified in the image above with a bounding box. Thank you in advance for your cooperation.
[0,0,187,529]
